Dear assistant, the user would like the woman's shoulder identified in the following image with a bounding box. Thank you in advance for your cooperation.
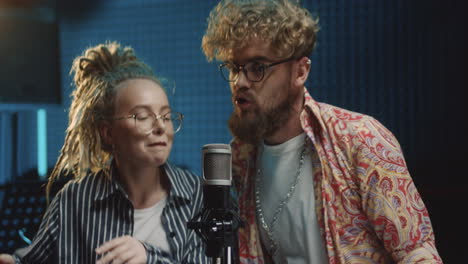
[164,162,203,190]
[54,171,108,198]
[166,162,201,180]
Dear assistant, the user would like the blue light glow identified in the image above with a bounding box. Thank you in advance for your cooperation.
[37,109,47,179]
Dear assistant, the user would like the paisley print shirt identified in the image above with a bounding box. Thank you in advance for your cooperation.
[231,88,442,264]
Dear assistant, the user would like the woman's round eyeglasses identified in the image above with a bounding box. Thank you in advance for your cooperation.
[115,111,184,135]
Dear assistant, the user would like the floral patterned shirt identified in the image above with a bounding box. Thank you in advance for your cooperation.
[231,88,442,264]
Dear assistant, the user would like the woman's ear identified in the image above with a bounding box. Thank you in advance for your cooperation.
[293,57,311,87]
[99,121,113,146]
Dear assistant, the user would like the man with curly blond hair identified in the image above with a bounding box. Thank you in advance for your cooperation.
[202,0,442,263]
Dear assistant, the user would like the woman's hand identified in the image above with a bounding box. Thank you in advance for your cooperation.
[0,254,15,264]
[95,235,147,264]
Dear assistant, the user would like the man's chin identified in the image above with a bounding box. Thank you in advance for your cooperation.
[229,96,293,144]
[237,111,257,122]
[228,112,263,144]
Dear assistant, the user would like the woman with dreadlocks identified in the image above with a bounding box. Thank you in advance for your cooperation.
[0,42,208,264]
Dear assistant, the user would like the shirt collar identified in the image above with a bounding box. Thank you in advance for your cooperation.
[162,162,192,202]
[92,161,191,203]
[91,163,126,202]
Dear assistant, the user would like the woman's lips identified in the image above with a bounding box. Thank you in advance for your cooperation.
[148,142,166,147]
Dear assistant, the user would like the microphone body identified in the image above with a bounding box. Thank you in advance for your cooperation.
[188,144,242,262]
[202,144,232,214]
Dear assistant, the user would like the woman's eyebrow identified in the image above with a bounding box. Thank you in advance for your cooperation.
[128,104,171,113]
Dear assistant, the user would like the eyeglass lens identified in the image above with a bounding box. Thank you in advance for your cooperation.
[134,112,182,134]
[221,61,265,82]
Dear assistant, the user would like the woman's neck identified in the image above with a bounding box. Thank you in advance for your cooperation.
[116,160,169,209]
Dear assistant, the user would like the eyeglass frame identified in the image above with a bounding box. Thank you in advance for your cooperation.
[219,57,299,83]
[113,111,184,134]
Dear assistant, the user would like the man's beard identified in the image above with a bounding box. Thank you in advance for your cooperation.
[228,96,292,144]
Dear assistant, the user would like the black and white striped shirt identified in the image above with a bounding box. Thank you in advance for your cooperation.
[13,162,209,263]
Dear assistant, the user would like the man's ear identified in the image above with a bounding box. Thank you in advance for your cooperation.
[99,121,113,146]
[293,57,311,87]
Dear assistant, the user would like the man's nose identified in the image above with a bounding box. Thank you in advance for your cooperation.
[233,70,250,91]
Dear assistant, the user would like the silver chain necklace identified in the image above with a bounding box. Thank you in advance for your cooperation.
[255,136,309,256]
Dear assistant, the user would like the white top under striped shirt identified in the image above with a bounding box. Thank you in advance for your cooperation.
[134,195,170,253]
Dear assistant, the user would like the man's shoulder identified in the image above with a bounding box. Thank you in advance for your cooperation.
[313,102,402,156]
[316,102,374,124]
[304,88,375,125]
[305,100,401,150]
[311,101,387,137]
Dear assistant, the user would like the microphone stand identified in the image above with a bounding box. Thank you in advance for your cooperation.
[187,186,243,264]
[188,208,241,264]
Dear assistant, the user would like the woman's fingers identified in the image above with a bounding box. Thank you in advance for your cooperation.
[96,235,146,264]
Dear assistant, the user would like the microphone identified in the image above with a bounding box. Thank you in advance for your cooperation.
[188,144,242,262]
[202,144,232,214]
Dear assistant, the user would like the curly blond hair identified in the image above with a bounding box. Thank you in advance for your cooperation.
[202,0,319,61]
[47,41,160,197]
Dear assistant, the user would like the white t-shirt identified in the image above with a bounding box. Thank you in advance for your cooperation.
[133,196,170,253]
[260,133,328,264]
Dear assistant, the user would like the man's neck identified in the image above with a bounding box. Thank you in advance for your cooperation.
[264,109,303,145]
[264,89,305,145]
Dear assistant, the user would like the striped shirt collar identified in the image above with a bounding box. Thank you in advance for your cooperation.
[92,162,192,203]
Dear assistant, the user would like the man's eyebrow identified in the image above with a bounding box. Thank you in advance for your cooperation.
[247,56,271,62]
[232,56,273,64]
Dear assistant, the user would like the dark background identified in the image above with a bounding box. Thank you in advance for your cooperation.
[302,1,467,262]
[1,0,466,262]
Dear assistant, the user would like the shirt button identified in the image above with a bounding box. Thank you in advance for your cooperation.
[169,231,176,238]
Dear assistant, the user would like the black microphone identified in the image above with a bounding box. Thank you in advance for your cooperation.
[188,144,242,263]
[202,143,232,217]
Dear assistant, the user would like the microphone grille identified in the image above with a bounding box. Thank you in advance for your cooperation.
[202,144,231,185]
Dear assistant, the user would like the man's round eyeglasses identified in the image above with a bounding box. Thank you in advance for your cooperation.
[115,111,184,135]
[219,57,296,83]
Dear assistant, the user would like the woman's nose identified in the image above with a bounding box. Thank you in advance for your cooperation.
[152,117,165,135]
